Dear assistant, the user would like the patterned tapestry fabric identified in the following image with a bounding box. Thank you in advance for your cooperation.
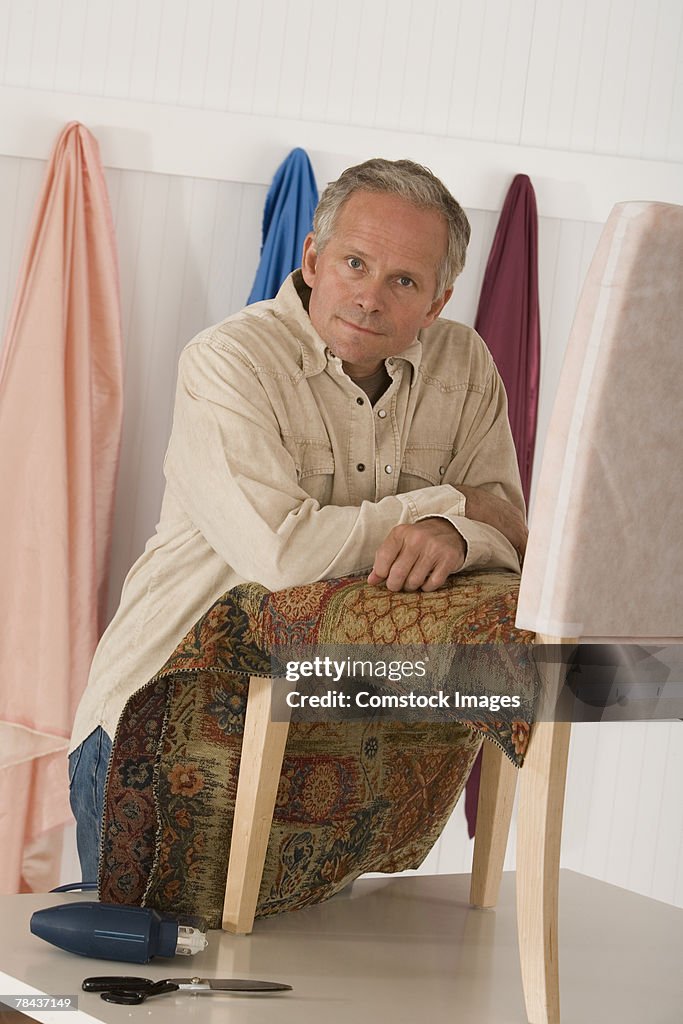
[100,571,536,927]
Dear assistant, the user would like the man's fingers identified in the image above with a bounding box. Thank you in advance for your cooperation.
[368,528,406,583]
[369,526,435,591]
[368,521,467,592]
[420,565,451,592]
[387,550,435,592]
[370,528,436,593]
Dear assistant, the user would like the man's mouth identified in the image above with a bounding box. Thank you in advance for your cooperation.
[338,317,383,335]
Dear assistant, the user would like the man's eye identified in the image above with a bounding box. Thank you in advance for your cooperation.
[347,257,363,270]
[398,276,414,288]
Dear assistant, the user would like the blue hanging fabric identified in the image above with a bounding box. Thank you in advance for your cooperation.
[247,148,319,304]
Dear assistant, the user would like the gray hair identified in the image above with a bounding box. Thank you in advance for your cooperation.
[313,158,471,296]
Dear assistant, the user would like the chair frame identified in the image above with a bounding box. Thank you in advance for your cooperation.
[221,635,572,1024]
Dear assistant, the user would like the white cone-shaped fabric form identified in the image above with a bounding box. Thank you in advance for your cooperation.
[517,202,682,639]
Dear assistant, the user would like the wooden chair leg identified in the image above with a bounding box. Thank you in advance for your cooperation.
[221,676,291,933]
[469,739,518,907]
[516,719,571,1024]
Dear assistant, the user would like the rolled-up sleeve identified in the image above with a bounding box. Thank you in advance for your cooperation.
[416,357,525,574]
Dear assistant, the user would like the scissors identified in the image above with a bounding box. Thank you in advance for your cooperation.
[83,975,292,1004]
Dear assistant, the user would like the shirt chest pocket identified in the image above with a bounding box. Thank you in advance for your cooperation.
[290,439,336,506]
[399,443,453,493]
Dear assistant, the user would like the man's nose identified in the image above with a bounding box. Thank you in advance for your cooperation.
[354,278,384,313]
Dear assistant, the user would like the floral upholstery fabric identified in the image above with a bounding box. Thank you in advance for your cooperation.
[99,571,535,927]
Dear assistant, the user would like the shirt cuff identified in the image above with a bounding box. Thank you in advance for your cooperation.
[406,486,466,522]
[415,511,521,574]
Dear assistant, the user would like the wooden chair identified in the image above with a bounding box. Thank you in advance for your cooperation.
[221,201,683,1024]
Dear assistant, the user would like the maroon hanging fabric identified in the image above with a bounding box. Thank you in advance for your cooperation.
[474,174,540,501]
[465,174,541,838]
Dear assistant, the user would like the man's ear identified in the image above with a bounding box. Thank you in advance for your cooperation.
[422,286,453,327]
[301,233,317,288]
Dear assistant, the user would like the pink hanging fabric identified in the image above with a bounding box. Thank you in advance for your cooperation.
[465,174,541,837]
[0,122,122,892]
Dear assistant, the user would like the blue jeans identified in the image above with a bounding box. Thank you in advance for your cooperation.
[68,727,112,885]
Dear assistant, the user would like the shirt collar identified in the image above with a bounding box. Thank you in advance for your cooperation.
[272,270,423,384]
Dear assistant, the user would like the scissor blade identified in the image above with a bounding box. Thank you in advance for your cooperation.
[175,978,291,993]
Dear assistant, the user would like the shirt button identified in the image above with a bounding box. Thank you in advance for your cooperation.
[357,463,365,472]
[377,409,387,418]
[439,466,446,475]
[356,397,364,405]
[384,465,393,474]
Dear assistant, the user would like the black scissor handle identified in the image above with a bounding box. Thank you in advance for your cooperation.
[82,977,179,1004]
[101,981,180,1005]
[83,976,155,992]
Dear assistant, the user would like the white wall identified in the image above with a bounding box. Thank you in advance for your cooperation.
[0,0,681,905]
[1,0,680,160]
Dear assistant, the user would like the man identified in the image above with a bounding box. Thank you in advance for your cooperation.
[69,158,527,883]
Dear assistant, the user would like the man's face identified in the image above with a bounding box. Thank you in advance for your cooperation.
[301,191,453,379]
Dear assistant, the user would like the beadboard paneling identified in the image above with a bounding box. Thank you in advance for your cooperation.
[1,0,681,161]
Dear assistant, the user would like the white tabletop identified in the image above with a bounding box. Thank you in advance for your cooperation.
[1,873,682,1024]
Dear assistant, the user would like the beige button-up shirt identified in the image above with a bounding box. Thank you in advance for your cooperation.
[70,272,524,750]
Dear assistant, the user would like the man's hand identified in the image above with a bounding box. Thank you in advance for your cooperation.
[457,484,528,560]
[367,519,467,593]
